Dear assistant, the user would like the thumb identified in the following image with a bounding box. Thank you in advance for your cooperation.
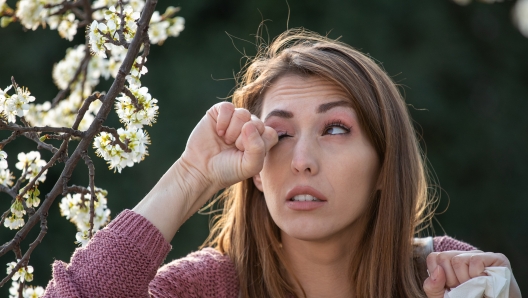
[423,266,447,298]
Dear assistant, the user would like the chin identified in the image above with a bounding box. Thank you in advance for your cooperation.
[277,219,338,242]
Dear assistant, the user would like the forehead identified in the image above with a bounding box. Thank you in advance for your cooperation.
[260,74,350,115]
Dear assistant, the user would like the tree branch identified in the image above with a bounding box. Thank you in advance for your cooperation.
[0,0,159,260]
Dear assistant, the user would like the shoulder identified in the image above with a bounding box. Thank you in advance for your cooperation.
[433,236,477,252]
[149,247,239,298]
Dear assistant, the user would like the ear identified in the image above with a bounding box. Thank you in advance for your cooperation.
[252,172,264,192]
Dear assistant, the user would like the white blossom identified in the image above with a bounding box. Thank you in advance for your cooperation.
[88,20,109,58]
[4,214,25,229]
[57,13,78,41]
[168,17,185,37]
[8,281,44,298]
[125,56,148,87]
[23,285,45,298]
[15,0,44,30]
[6,261,33,282]
[148,12,169,45]
[0,150,14,187]
[16,151,47,183]
[75,230,90,247]
[0,86,35,123]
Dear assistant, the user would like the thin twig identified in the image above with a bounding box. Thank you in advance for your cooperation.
[0,121,85,138]
[50,49,91,108]
[0,185,17,199]
[0,131,19,149]
[72,92,102,130]
[81,152,96,237]
[122,86,143,111]
[100,126,131,152]
[62,185,91,195]
[0,217,48,287]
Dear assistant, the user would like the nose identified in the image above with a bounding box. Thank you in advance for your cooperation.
[290,136,319,175]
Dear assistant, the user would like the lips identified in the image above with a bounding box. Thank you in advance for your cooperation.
[286,185,328,202]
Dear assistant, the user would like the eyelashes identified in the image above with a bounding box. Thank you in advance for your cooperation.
[276,119,352,140]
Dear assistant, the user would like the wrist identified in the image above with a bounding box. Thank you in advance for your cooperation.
[171,157,219,219]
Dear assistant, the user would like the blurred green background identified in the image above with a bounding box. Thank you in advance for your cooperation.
[1,0,527,295]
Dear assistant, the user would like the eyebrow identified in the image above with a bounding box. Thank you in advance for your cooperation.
[264,100,352,122]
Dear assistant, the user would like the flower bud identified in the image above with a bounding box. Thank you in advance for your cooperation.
[1,16,13,28]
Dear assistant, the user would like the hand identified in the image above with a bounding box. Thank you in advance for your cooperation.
[180,101,278,192]
[423,250,522,298]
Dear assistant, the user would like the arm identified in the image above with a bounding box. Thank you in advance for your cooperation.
[43,102,278,297]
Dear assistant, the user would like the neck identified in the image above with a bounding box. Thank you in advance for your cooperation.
[281,230,361,298]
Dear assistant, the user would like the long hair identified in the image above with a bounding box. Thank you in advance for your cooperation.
[203,28,433,298]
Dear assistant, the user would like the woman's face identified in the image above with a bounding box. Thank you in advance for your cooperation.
[253,74,380,242]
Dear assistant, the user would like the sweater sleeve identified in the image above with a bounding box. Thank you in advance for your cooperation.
[149,248,240,298]
[43,210,172,298]
[433,236,476,252]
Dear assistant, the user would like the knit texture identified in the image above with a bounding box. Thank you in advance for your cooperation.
[43,210,475,298]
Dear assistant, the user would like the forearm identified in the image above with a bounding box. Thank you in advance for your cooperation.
[133,158,219,242]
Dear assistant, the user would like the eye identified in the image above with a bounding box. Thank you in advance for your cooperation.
[278,132,292,140]
[323,120,351,135]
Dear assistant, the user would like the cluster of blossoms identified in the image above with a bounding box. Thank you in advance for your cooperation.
[9,282,44,298]
[6,262,33,283]
[93,127,150,173]
[148,8,185,45]
[87,5,140,57]
[115,83,158,128]
[0,85,36,123]
[25,45,104,131]
[59,188,110,247]
[7,262,44,298]
[3,151,47,230]
[0,150,15,187]
[0,0,78,40]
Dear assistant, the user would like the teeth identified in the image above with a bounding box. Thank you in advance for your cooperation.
[291,194,321,202]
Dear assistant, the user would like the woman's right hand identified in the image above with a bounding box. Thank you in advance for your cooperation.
[134,102,277,242]
[177,102,278,206]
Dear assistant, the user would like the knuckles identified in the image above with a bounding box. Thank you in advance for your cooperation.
[435,252,452,265]
[450,254,466,269]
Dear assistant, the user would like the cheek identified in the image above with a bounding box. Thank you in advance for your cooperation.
[324,145,379,202]
[259,145,293,203]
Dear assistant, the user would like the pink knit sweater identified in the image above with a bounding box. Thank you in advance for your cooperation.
[42,210,475,297]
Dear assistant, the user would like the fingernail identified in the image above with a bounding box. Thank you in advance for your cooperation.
[432,266,439,281]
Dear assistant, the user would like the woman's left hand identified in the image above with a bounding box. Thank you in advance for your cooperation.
[422,251,522,298]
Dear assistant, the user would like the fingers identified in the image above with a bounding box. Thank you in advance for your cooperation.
[423,265,447,298]
[426,250,510,289]
[431,251,465,288]
[239,122,266,175]
[224,108,252,144]
[215,102,235,137]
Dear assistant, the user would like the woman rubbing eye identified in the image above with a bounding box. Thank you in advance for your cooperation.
[42,29,521,298]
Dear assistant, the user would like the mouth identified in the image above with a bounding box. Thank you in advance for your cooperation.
[289,194,324,202]
[285,185,328,204]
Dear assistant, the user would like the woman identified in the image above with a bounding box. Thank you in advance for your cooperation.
[43,29,521,297]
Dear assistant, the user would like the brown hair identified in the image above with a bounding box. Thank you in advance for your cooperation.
[203,28,433,298]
